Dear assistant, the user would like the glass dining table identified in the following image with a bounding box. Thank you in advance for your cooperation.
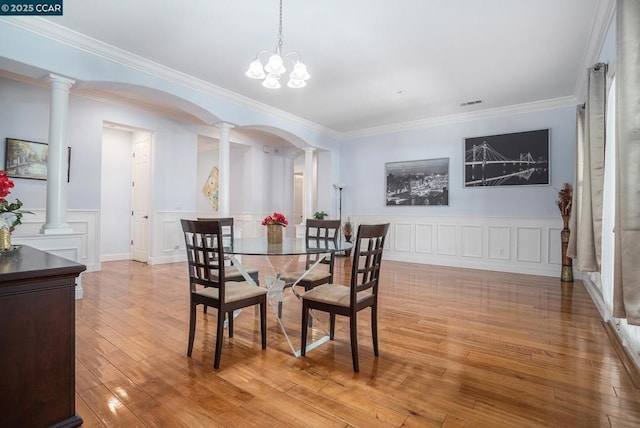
[224,237,353,357]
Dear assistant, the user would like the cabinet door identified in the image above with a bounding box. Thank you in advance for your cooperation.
[0,279,78,427]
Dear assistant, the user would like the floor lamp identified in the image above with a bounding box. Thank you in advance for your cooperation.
[334,183,346,228]
[334,183,346,257]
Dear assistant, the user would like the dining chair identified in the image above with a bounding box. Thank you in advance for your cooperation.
[300,223,390,372]
[198,217,260,286]
[198,217,260,317]
[181,219,267,369]
[278,219,341,318]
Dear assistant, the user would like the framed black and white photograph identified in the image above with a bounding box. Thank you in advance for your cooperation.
[464,129,549,187]
[4,138,48,180]
[385,158,449,206]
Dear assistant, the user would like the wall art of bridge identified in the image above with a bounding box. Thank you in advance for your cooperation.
[464,141,549,186]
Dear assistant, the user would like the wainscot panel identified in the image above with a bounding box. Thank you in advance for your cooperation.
[350,215,570,278]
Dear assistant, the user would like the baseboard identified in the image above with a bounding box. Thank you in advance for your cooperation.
[100,253,131,262]
[581,274,608,320]
[603,320,640,389]
[149,254,186,265]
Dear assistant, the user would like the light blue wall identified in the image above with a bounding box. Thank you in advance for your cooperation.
[0,17,578,258]
[340,106,576,218]
[0,76,201,213]
[0,79,50,208]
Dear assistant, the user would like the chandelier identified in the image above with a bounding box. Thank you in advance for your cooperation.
[245,0,310,89]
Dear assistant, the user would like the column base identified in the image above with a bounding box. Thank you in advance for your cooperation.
[42,224,74,235]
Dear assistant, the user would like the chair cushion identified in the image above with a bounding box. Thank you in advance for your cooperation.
[280,269,331,284]
[301,283,351,307]
[196,281,266,303]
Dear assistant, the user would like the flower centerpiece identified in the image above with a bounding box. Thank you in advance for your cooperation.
[0,170,33,250]
[262,211,288,244]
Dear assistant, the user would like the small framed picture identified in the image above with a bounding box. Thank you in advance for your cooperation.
[385,158,449,206]
[3,139,70,182]
[5,138,48,180]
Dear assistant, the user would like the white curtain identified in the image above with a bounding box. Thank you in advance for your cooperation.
[567,64,607,271]
[613,0,640,324]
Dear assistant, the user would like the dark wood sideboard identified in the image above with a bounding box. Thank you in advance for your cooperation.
[0,245,86,428]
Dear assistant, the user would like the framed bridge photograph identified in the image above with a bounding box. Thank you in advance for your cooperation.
[464,129,549,187]
[385,158,449,206]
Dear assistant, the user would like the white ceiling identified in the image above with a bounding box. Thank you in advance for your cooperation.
[14,0,612,134]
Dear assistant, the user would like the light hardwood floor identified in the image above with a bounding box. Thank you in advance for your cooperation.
[75,257,640,427]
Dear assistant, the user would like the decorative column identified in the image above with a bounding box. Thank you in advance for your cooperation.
[42,74,75,235]
[303,147,315,221]
[283,153,294,233]
[216,123,234,217]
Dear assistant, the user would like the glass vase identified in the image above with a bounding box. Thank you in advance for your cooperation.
[0,227,11,251]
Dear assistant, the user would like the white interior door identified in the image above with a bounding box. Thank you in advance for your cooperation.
[131,137,151,262]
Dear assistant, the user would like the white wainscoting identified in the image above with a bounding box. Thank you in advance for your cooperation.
[12,232,86,299]
[9,211,573,279]
[146,213,571,278]
[350,215,571,278]
[150,211,189,265]
[12,209,100,273]
[150,212,267,265]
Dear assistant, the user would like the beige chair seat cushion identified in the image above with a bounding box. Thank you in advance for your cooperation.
[302,283,371,307]
[196,281,266,303]
[280,269,331,284]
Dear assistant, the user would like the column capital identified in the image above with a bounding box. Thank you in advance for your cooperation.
[47,73,75,90]
[303,146,316,154]
[215,122,235,131]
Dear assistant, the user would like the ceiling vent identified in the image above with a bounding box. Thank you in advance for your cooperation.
[460,99,483,107]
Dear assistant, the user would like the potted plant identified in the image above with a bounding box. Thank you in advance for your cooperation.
[313,211,328,220]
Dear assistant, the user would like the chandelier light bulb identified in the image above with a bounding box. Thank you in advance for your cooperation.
[287,78,306,88]
[262,73,281,89]
[245,59,266,79]
[264,54,286,75]
[289,62,310,81]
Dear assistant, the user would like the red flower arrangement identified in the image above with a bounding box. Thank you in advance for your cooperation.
[0,170,32,229]
[0,170,14,199]
[261,212,288,227]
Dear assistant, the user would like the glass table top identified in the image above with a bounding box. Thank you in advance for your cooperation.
[224,237,353,256]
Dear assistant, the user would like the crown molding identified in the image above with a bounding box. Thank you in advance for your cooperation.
[0,17,340,139]
[1,13,602,142]
[342,96,579,139]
